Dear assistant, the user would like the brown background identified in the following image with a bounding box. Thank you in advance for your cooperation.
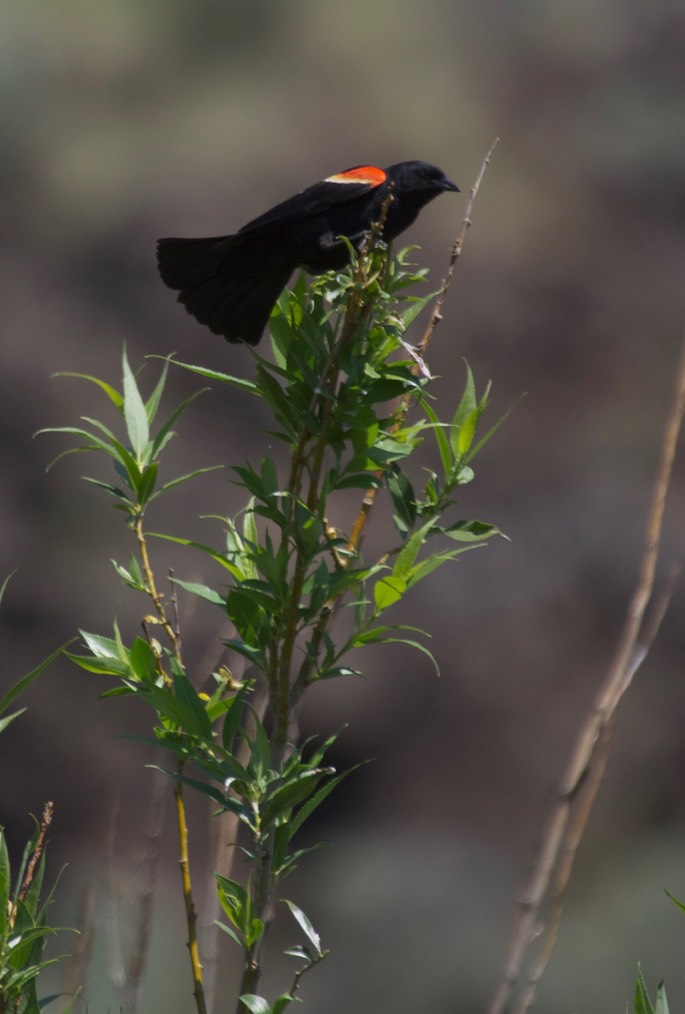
[2,2,685,1011]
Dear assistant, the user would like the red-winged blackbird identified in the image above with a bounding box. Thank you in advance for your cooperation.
[157,160,459,345]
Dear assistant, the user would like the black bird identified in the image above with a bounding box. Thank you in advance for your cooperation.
[157,160,459,345]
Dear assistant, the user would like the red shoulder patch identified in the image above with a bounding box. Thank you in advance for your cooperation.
[325,165,387,186]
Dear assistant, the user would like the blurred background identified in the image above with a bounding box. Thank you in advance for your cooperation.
[2,1,685,1011]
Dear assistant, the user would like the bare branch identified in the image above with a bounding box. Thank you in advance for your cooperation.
[488,334,685,1014]
[417,136,499,358]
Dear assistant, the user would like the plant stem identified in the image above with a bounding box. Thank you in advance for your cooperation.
[175,768,208,1014]
[134,513,179,653]
[134,510,207,1014]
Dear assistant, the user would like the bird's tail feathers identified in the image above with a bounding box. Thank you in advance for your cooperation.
[178,267,293,345]
[157,235,294,343]
[156,235,238,290]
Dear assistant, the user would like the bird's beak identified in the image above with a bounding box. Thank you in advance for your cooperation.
[443,176,460,193]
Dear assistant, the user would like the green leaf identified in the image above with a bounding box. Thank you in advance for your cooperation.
[67,652,131,678]
[443,519,504,542]
[373,574,407,610]
[401,289,440,329]
[283,899,323,957]
[196,745,252,786]
[240,996,272,1014]
[112,553,147,591]
[665,889,685,914]
[54,371,123,408]
[0,830,10,934]
[256,367,298,434]
[215,876,264,951]
[129,637,159,684]
[215,919,244,949]
[452,362,477,433]
[655,982,670,1014]
[386,466,416,531]
[171,666,212,738]
[634,965,656,1014]
[272,994,297,1014]
[221,685,248,753]
[145,358,168,425]
[149,387,207,459]
[0,642,70,717]
[464,392,523,465]
[352,625,438,674]
[121,349,150,461]
[247,711,271,781]
[136,461,158,505]
[154,465,222,498]
[261,770,325,829]
[41,426,136,476]
[0,708,26,734]
[226,586,270,644]
[284,945,312,961]
[448,362,491,459]
[405,549,469,587]
[171,578,225,607]
[79,630,121,661]
[422,401,452,475]
[0,569,15,606]
[156,768,232,808]
[169,357,259,394]
[455,408,479,456]
[393,518,438,578]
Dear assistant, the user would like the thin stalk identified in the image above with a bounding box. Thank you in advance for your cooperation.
[488,334,685,1014]
[175,774,207,1014]
[134,510,207,1014]
[133,513,179,654]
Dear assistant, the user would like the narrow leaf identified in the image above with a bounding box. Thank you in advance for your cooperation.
[171,578,225,607]
[240,996,271,1014]
[0,642,70,715]
[283,899,322,956]
[170,358,259,394]
[54,371,123,408]
[374,574,407,610]
[145,359,168,425]
[122,349,150,460]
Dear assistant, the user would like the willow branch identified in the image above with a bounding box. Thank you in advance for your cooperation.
[134,514,179,657]
[417,136,499,359]
[175,778,207,1014]
[134,512,207,1014]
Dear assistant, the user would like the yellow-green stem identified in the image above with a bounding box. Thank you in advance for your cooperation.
[134,512,206,1014]
[175,768,207,1014]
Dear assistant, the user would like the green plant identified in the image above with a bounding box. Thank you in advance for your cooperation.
[633,966,669,1014]
[44,236,504,1013]
[0,576,72,1014]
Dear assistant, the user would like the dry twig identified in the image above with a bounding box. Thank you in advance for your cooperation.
[15,800,53,909]
[417,136,499,359]
[488,335,685,1014]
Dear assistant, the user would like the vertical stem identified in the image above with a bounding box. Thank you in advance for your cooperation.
[234,240,389,1013]
[175,770,207,1014]
[135,511,207,1014]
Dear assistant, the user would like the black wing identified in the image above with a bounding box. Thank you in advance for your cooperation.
[239,173,385,236]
